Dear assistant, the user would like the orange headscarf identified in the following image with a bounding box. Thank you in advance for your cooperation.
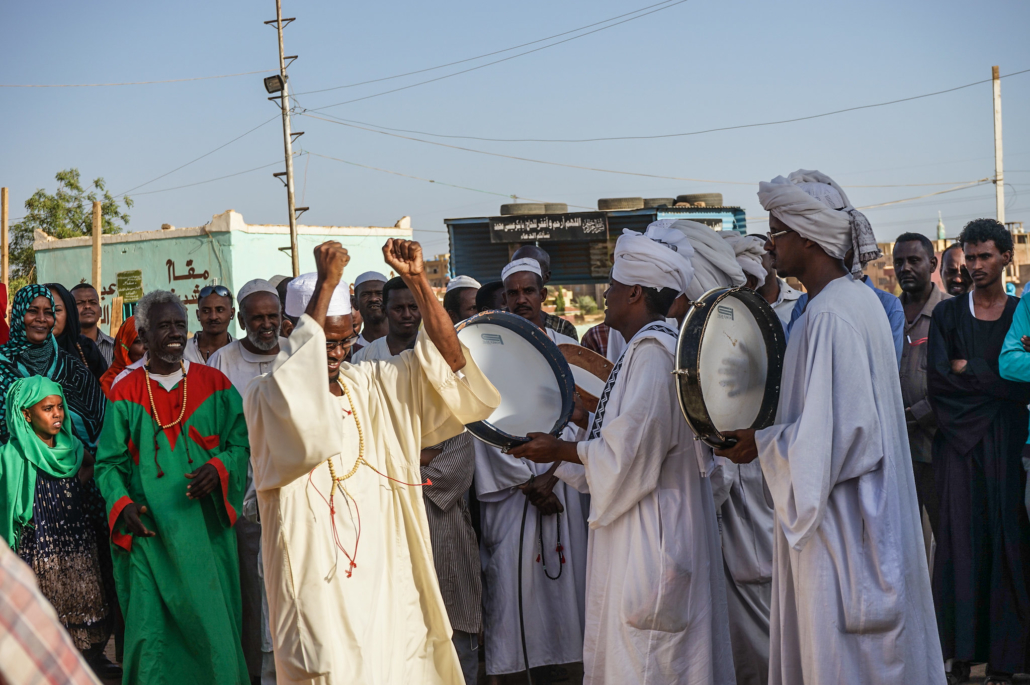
[99,317,138,398]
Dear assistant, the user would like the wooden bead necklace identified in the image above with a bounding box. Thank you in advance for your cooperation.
[143,360,190,477]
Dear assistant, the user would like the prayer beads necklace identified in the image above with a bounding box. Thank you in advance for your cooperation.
[143,361,190,477]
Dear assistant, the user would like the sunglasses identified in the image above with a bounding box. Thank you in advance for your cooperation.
[199,285,233,302]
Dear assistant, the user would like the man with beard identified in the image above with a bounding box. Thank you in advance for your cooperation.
[184,285,235,364]
[95,290,251,684]
[511,245,579,341]
[71,283,115,364]
[930,219,1030,683]
[894,233,948,556]
[350,271,388,356]
[351,277,420,363]
[940,243,972,297]
[244,240,499,685]
[208,279,285,684]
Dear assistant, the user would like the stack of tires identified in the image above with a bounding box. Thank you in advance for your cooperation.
[595,193,724,211]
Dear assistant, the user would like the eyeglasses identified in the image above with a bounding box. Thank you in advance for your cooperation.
[325,337,358,352]
[766,229,791,243]
[199,285,233,302]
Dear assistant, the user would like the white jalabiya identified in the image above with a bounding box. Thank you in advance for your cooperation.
[350,336,389,364]
[244,314,500,685]
[556,325,734,685]
[473,328,589,675]
[755,276,944,684]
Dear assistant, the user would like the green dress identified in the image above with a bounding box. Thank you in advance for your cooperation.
[95,361,250,685]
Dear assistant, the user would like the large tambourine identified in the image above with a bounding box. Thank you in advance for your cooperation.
[456,311,576,449]
[675,287,787,448]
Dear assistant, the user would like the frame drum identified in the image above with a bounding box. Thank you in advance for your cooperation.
[456,311,576,449]
[675,287,786,448]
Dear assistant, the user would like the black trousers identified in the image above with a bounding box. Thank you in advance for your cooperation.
[913,460,940,537]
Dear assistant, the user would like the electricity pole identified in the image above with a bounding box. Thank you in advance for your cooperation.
[993,65,1005,225]
[266,1,302,276]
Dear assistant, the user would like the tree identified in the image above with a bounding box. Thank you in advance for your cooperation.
[10,169,132,292]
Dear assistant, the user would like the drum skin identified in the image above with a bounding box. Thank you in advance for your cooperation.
[455,311,576,449]
[675,287,786,448]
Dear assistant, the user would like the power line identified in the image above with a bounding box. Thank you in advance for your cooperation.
[308,67,1030,144]
[1,69,275,88]
[292,0,678,96]
[114,115,280,197]
[303,0,690,111]
[302,112,990,189]
[130,159,292,197]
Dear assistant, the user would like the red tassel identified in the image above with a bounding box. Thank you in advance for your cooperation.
[536,554,541,563]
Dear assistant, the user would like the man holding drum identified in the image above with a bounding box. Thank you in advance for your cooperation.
[716,170,944,685]
[512,231,734,685]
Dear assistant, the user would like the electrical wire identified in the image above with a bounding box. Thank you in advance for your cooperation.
[114,115,281,197]
[292,0,679,96]
[130,159,293,197]
[1,69,275,88]
[303,0,690,111]
[305,68,1030,144]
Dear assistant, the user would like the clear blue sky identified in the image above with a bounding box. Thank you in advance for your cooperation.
[3,0,1029,262]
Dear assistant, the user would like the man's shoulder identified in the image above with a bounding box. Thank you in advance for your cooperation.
[545,313,579,341]
[207,340,242,367]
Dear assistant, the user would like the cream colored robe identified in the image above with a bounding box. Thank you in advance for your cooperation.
[244,314,500,685]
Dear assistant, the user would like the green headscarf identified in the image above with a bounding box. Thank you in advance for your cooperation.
[0,375,84,549]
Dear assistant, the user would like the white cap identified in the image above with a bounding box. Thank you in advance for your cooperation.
[285,272,352,317]
[446,275,481,293]
[267,274,290,289]
[237,279,279,306]
[354,271,388,288]
[501,258,542,282]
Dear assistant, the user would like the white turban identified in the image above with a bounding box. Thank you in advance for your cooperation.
[612,228,695,295]
[757,169,880,276]
[446,275,481,292]
[721,233,768,283]
[663,220,745,300]
[285,272,352,317]
[501,258,542,281]
[353,271,387,289]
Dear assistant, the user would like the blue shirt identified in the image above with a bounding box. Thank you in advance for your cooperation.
[999,293,1030,443]
[786,276,905,365]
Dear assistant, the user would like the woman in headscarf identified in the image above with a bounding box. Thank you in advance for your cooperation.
[99,316,142,397]
[0,285,116,675]
[45,283,108,381]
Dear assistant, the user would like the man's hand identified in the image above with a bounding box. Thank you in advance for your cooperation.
[951,359,968,374]
[77,449,96,486]
[570,393,590,430]
[518,475,565,515]
[313,241,350,287]
[713,428,759,465]
[383,239,423,278]
[532,492,565,516]
[510,433,562,464]
[118,503,156,538]
[185,463,220,500]
[1021,335,1030,353]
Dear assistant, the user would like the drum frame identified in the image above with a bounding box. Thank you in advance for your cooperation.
[456,310,577,449]
[675,287,786,448]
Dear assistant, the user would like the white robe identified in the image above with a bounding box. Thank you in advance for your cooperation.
[755,275,944,685]
[244,314,500,685]
[556,325,734,685]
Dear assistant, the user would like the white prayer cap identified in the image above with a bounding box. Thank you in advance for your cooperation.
[285,272,352,318]
[501,258,542,282]
[446,275,481,292]
[353,271,387,288]
[237,278,279,306]
[758,169,880,275]
[612,228,695,295]
[665,220,746,299]
[721,233,768,283]
[267,274,290,289]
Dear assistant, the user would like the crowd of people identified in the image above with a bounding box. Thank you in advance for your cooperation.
[1,169,1029,685]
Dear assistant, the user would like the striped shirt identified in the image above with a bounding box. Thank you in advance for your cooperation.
[0,539,101,685]
[420,432,482,634]
[544,313,579,342]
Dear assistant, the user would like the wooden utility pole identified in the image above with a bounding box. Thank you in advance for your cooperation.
[274,0,300,277]
[91,201,102,288]
[1,187,8,286]
[993,65,1005,224]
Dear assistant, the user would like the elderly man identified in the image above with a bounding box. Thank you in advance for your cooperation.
[95,290,252,684]
[894,232,948,557]
[208,278,285,684]
[474,258,589,681]
[512,244,578,341]
[512,227,734,685]
[443,275,480,323]
[71,283,115,364]
[940,244,973,297]
[716,170,943,685]
[184,284,235,364]
[935,220,1030,683]
[244,240,499,685]
[350,271,388,355]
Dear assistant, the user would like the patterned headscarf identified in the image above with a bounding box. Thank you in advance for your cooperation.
[100,317,137,397]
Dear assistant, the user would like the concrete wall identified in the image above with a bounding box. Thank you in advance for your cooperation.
[34,210,411,337]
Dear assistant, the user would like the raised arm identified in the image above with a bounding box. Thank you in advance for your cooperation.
[382,238,466,372]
